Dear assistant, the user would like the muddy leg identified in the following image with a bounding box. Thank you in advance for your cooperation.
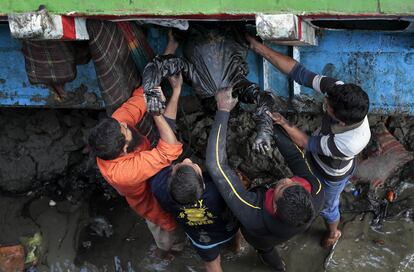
[204,255,222,272]
[319,177,348,248]
[322,220,342,248]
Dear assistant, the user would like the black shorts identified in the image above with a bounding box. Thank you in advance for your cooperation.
[193,245,221,262]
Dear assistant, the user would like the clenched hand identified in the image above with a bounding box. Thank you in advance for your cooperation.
[215,87,238,112]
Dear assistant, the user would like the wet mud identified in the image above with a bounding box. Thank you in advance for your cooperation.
[0,102,413,271]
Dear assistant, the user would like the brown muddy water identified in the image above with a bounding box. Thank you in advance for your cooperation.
[1,190,413,272]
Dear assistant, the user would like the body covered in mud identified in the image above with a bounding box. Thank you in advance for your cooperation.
[143,24,276,151]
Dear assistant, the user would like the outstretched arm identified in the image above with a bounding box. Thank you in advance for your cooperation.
[206,88,262,228]
[246,34,297,75]
[246,33,342,94]
[272,125,322,196]
[163,29,179,55]
[163,72,183,122]
[267,111,309,149]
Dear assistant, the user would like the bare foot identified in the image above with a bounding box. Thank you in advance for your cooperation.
[321,230,342,249]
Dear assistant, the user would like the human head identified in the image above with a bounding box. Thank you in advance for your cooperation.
[272,178,315,227]
[325,83,369,125]
[88,118,141,160]
[169,158,204,205]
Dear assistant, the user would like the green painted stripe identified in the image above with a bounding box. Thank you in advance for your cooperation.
[0,0,412,16]
[381,0,414,14]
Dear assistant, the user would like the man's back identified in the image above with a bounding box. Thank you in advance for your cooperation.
[150,167,239,247]
[308,113,371,181]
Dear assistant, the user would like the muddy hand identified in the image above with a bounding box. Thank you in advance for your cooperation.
[245,33,261,50]
[153,86,166,103]
[266,111,287,126]
[215,87,238,112]
[145,86,166,115]
[253,132,272,155]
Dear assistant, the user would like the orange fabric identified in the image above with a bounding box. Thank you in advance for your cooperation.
[97,87,183,231]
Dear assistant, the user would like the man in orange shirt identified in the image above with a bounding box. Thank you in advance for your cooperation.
[88,69,184,257]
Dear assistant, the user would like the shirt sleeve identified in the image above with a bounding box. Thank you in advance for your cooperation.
[273,126,322,196]
[112,87,147,127]
[206,111,263,229]
[307,135,351,158]
[110,139,183,194]
[288,63,344,94]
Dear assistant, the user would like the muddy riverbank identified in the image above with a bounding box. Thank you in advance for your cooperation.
[0,102,413,271]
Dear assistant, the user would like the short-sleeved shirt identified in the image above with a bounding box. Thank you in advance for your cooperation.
[288,64,371,181]
[150,167,239,249]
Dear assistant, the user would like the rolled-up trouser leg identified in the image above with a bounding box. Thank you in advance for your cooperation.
[145,219,185,252]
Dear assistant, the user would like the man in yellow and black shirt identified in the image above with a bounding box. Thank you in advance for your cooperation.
[151,161,239,272]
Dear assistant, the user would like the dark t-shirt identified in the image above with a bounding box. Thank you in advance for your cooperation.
[150,167,239,249]
[206,111,324,246]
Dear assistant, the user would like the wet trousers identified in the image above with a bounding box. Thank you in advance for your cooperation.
[241,227,288,253]
[145,220,185,252]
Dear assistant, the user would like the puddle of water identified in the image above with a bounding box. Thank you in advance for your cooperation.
[1,189,413,272]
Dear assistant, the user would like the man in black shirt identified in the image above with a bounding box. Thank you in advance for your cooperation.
[206,88,324,271]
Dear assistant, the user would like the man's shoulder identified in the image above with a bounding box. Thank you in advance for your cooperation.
[202,175,227,204]
[334,116,371,155]
[150,167,172,186]
[336,116,370,138]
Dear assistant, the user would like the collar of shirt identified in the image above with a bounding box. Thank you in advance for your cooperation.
[264,188,277,218]
[291,176,311,193]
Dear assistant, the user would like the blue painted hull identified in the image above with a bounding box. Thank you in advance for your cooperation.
[1,24,413,115]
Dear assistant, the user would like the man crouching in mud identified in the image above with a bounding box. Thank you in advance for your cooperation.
[88,81,185,259]
[206,88,324,271]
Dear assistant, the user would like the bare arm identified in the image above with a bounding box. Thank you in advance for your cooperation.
[153,114,179,145]
[163,29,179,55]
[267,111,309,148]
[246,34,297,75]
[163,73,182,120]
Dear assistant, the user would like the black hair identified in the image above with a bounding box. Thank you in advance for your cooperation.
[169,164,204,205]
[326,83,369,125]
[88,118,125,160]
[276,185,315,227]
